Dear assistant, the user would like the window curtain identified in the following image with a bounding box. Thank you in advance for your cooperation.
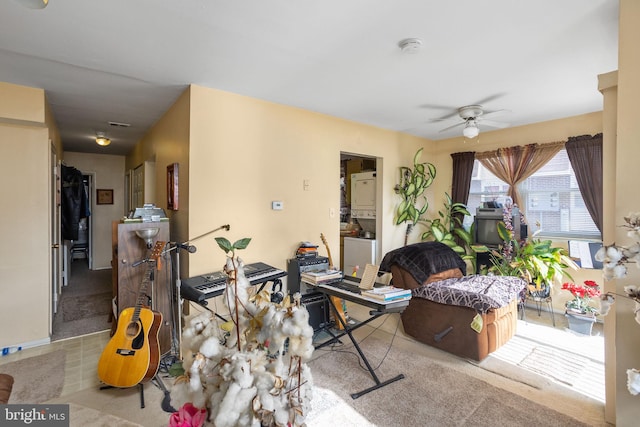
[565,133,603,233]
[476,141,564,221]
[450,151,476,206]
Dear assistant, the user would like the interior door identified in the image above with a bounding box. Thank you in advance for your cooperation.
[132,165,144,208]
[50,144,62,321]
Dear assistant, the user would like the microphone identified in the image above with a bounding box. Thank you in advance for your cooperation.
[175,243,197,253]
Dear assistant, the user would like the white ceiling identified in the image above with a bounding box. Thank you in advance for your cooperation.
[0,0,619,156]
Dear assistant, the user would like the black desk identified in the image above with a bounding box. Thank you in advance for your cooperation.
[313,280,409,399]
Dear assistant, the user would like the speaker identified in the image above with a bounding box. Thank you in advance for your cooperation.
[287,256,329,295]
[302,292,329,331]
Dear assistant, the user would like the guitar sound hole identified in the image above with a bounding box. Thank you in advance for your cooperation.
[126,322,141,338]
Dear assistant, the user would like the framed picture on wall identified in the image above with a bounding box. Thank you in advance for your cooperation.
[167,163,179,210]
[97,189,113,205]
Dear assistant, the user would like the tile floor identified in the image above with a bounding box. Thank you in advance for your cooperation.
[0,329,110,396]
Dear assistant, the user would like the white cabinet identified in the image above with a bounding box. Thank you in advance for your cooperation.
[343,237,376,278]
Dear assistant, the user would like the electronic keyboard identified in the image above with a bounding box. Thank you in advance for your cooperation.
[325,281,362,294]
[181,262,286,303]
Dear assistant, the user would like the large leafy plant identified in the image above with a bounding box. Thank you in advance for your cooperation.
[394,148,436,245]
[489,222,577,295]
[419,193,483,271]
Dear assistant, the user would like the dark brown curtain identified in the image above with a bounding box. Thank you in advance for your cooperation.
[476,141,564,221]
[450,151,476,206]
[565,133,603,233]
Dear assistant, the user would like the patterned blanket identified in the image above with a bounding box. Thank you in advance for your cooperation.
[413,275,526,313]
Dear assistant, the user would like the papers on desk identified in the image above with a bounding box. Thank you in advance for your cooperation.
[568,240,603,269]
[361,286,411,301]
[301,269,343,285]
[319,282,411,308]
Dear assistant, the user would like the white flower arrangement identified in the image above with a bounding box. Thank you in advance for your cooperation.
[595,212,640,280]
[169,238,314,426]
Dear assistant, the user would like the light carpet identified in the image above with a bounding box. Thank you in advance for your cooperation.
[0,350,66,404]
[309,335,596,426]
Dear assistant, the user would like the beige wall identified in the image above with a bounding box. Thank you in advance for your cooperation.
[613,0,640,424]
[0,82,44,123]
[127,88,191,274]
[186,85,426,281]
[62,152,126,269]
[599,70,618,424]
[0,83,58,347]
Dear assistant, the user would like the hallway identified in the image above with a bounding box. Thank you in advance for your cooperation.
[51,260,112,341]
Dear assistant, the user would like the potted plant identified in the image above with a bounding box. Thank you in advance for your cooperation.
[419,192,484,272]
[561,280,601,335]
[489,220,578,299]
[394,148,436,246]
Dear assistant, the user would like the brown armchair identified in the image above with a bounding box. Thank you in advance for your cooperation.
[381,242,523,361]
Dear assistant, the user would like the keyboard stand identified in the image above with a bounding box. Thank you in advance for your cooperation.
[314,283,407,399]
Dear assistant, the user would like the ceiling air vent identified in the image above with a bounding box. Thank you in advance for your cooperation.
[108,121,131,128]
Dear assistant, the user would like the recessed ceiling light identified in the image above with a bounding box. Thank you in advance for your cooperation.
[398,38,423,54]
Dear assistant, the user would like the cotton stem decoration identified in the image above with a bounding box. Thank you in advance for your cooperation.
[169,237,315,427]
[595,212,640,281]
[628,369,640,396]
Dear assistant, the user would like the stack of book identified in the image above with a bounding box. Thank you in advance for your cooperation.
[296,243,319,259]
[361,286,412,301]
[300,269,343,285]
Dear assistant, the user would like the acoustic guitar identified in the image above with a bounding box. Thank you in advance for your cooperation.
[320,233,347,330]
[98,241,165,388]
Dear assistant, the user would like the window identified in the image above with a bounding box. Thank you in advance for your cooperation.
[467,149,600,238]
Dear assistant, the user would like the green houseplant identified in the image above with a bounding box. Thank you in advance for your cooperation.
[489,221,578,297]
[394,148,436,246]
[419,193,484,272]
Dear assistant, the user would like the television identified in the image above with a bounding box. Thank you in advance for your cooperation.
[474,217,505,246]
[473,207,523,247]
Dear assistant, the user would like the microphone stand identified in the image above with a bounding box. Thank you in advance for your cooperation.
[163,224,230,360]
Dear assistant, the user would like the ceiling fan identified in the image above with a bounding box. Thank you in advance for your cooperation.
[437,105,510,139]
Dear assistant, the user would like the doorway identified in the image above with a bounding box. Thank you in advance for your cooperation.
[52,168,111,341]
[340,153,379,276]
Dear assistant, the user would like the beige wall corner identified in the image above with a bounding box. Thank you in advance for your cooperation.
[613,0,640,424]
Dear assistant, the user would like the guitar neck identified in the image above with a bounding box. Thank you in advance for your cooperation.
[132,266,154,321]
[320,234,334,269]
[131,241,165,321]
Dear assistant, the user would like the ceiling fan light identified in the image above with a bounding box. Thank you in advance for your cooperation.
[463,121,479,139]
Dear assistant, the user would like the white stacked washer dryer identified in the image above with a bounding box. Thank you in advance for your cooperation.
[344,171,377,278]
